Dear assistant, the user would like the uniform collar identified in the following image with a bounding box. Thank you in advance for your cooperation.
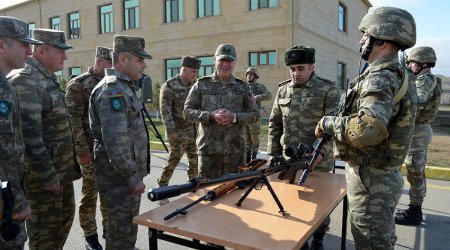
[288,72,316,88]
[89,67,103,81]
[105,68,133,83]
[28,57,57,81]
[211,72,238,84]
[177,74,192,86]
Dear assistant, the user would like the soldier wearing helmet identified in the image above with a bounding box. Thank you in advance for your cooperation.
[244,66,272,162]
[315,7,418,249]
[395,46,442,225]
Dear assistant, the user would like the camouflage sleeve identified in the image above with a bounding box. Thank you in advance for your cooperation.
[416,75,434,104]
[11,77,60,186]
[184,82,211,123]
[255,84,272,102]
[330,72,395,144]
[267,88,283,155]
[95,88,140,188]
[0,89,28,212]
[235,86,260,125]
[66,81,89,155]
[159,83,176,134]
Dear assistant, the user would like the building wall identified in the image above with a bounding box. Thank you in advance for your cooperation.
[1,0,371,111]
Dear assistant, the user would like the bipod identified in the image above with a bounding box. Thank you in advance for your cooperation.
[235,175,286,215]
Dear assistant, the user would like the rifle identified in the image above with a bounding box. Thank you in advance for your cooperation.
[142,105,169,153]
[163,159,267,221]
[298,135,332,186]
[148,141,327,215]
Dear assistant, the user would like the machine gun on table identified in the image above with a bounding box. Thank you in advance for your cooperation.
[148,137,330,217]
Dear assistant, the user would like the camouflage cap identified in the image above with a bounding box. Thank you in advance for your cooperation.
[181,55,201,69]
[285,45,315,66]
[408,46,437,64]
[215,43,236,61]
[359,7,416,50]
[32,28,72,49]
[113,35,152,59]
[96,46,112,62]
[0,16,42,44]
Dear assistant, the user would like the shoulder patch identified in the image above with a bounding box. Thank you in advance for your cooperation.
[278,79,291,86]
[107,90,124,98]
[0,100,11,117]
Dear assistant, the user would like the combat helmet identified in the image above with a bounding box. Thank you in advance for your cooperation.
[359,7,416,50]
[407,46,437,64]
[246,67,259,78]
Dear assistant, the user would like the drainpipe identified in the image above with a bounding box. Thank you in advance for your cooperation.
[289,0,294,47]
[36,0,42,26]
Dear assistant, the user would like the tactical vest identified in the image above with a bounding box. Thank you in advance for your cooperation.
[334,64,417,168]
[416,74,442,124]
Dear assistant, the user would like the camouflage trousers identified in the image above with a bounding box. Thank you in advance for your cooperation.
[0,219,26,250]
[199,153,245,179]
[102,187,141,250]
[26,182,75,250]
[157,137,198,187]
[244,118,261,153]
[79,162,107,236]
[404,124,432,206]
[346,163,404,250]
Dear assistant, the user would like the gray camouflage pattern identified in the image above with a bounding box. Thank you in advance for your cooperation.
[245,80,272,154]
[408,46,436,64]
[405,69,441,206]
[0,73,27,249]
[184,72,259,177]
[268,73,339,171]
[0,16,42,44]
[158,75,198,186]
[359,7,416,49]
[324,52,417,249]
[32,28,72,49]
[65,67,107,235]
[89,68,150,249]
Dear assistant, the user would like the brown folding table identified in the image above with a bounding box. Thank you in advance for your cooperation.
[134,171,347,250]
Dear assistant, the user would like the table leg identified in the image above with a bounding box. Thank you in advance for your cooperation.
[341,195,348,250]
[149,228,158,249]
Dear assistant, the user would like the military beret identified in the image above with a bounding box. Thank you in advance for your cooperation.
[215,43,236,61]
[96,46,112,62]
[181,55,201,69]
[285,45,315,66]
[113,35,152,59]
[0,16,42,44]
[33,28,72,49]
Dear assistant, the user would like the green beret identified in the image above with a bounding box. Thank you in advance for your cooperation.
[285,45,315,66]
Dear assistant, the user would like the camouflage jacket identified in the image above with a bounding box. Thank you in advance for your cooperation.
[247,81,272,109]
[89,68,149,190]
[331,52,418,168]
[267,73,340,170]
[184,72,259,155]
[65,67,102,155]
[415,69,442,124]
[0,73,27,213]
[9,58,81,190]
[159,74,196,139]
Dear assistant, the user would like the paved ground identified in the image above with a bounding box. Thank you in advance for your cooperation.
[24,150,450,249]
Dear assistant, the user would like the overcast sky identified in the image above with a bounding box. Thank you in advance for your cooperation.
[2,0,448,76]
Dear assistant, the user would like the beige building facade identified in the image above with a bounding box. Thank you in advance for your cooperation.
[1,0,371,111]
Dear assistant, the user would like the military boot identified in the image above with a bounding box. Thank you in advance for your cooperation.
[311,231,325,250]
[85,234,103,250]
[246,147,252,163]
[395,205,423,225]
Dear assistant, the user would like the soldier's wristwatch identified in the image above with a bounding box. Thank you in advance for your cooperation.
[232,113,238,124]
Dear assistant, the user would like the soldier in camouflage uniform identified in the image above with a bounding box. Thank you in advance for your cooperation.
[315,7,417,249]
[157,56,200,201]
[395,46,442,225]
[66,46,112,249]
[9,28,82,250]
[267,45,340,250]
[89,35,151,250]
[0,16,42,250]
[184,44,259,179]
[244,67,272,162]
